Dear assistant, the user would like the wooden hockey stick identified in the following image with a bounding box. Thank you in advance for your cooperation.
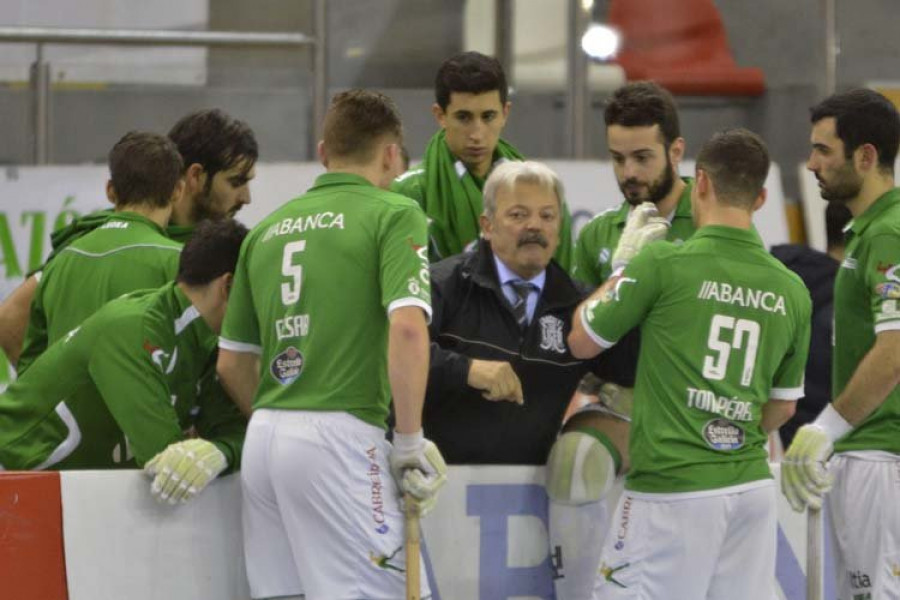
[405,493,421,600]
[806,506,823,600]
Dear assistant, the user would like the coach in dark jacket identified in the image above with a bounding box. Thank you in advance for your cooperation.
[424,161,604,465]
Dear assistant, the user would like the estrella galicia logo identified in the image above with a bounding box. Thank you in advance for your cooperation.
[270,346,304,384]
[702,418,745,450]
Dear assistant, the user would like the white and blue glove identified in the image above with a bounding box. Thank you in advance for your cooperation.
[390,430,448,516]
[781,404,853,512]
[144,439,228,505]
[611,202,670,273]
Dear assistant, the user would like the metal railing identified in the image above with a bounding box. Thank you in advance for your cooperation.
[0,1,327,163]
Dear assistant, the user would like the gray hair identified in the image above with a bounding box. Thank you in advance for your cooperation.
[482,160,564,217]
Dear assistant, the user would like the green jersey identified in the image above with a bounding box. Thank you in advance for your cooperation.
[220,173,432,428]
[18,212,181,374]
[582,226,811,493]
[0,282,245,470]
[573,178,696,286]
[832,188,900,455]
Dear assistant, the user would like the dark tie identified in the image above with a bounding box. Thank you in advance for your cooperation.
[510,281,534,327]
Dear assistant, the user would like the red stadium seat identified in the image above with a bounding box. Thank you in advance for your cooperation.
[608,0,766,96]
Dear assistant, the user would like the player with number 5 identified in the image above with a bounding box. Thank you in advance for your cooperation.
[217,90,446,600]
[568,128,812,599]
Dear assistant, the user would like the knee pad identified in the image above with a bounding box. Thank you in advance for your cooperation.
[545,429,621,505]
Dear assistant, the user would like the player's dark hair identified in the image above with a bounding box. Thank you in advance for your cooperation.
[108,131,183,209]
[323,89,403,163]
[168,108,258,192]
[177,219,248,286]
[810,88,900,172]
[435,51,508,110]
[696,128,770,209]
[604,81,681,146]
[825,202,852,250]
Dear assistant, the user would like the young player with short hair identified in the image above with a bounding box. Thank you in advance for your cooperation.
[16,131,185,374]
[392,51,573,268]
[217,89,447,600]
[569,128,811,599]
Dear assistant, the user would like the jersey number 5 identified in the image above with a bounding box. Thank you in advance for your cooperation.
[702,314,760,387]
[281,240,306,305]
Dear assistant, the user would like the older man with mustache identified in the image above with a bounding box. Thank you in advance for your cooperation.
[423,160,612,465]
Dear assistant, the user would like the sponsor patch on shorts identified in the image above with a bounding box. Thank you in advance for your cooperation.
[270,346,304,384]
[702,418,745,450]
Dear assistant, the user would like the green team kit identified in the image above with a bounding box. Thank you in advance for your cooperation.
[832,188,900,454]
[573,178,696,286]
[18,212,183,373]
[0,282,245,469]
[582,226,812,493]
[220,173,431,427]
[391,131,573,269]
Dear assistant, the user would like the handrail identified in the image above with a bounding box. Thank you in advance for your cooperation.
[0,14,327,164]
[0,26,313,48]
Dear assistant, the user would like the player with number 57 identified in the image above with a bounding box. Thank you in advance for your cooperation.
[568,129,812,600]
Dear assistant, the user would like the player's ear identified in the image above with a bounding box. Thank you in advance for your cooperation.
[752,187,768,213]
[695,168,710,197]
[317,140,328,168]
[856,143,877,173]
[221,272,234,298]
[669,137,686,166]
[502,100,512,120]
[185,163,206,193]
[169,178,186,206]
[106,180,117,205]
[432,103,447,128]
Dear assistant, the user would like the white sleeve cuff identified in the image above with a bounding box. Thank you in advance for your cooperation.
[813,403,854,443]
[770,385,804,401]
[387,297,433,325]
[218,337,263,355]
[874,320,900,334]
[580,304,617,349]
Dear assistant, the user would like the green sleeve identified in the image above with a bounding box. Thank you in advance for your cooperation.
[554,199,574,272]
[582,246,662,346]
[379,204,432,317]
[771,297,812,398]
[390,169,426,211]
[220,236,261,349]
[864,233,900,333]
[572,222,603,286]
[88,318,182,467]
[16,273,51,375]
[193,364,247,472]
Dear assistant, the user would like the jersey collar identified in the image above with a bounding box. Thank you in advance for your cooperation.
[309,172,375,190]
[690,224,763,247]
[110,210,169,236]
[845,187,900,237]
[614,177,694,227]
[168,283,217,352]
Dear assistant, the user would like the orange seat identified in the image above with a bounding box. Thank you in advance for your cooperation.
[608,0,765,96]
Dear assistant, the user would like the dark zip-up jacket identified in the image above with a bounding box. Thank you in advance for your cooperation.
[425,239,607,465]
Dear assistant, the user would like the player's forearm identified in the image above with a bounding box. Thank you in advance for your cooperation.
[761,399,797,433]
[389,307,430,434]
[216,349,259,417]
[832,330,900,425]
[569,277,617,359]
[0,275,38,364]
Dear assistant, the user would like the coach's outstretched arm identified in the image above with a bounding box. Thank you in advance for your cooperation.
[388,305,447,515]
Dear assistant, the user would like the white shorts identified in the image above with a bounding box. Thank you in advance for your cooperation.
[241,409,431,600]
[827,453,900,600]
[592,481,777,600]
